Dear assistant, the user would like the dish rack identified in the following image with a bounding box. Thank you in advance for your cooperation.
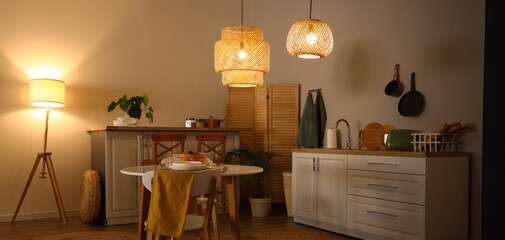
[411,133,460,152]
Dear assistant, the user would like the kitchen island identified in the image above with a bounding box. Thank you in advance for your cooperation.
[86,126,243,225]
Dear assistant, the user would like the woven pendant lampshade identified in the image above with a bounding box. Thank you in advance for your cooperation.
[287,19,333,59]
[215,25,270,87]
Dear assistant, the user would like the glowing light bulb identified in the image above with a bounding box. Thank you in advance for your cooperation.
[306,34,317,44]
[238,51,247,59]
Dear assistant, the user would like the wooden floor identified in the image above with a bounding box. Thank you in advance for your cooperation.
[0,203,357,240]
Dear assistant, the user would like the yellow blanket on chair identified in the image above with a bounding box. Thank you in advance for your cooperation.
[145,170,195,238]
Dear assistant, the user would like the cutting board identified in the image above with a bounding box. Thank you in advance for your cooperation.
[361,123,383,150]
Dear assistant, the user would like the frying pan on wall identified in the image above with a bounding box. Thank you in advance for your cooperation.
[398,72,425,116]
[385,64,403,96]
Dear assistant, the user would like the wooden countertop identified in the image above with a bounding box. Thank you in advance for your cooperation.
[86,126,248,132]
[292,148,471,157]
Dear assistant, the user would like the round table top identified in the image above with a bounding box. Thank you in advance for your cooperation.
[120,164,263,177]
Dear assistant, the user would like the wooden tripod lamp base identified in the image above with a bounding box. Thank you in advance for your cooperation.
[12,79,67,224]
[11,152,67,224]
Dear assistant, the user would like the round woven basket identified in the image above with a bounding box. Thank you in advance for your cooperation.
[80,170,102,224]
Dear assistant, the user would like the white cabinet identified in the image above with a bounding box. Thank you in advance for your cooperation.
[292,151,469,240]
[292,152,347,228]
[91,131,145,225]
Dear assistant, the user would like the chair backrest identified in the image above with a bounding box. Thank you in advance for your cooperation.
[142,169,221,196]
[196,133,227,163]
[151,133,187,164]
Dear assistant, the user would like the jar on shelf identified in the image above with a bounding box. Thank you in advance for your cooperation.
[196,119,205,128]
[185,118,196,127]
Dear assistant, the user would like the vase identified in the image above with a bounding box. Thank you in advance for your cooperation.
[113,115,139,126]
[249,197,271,217]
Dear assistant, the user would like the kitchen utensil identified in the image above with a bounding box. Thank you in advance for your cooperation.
[377,125,396,150]
[206,116,225,128]
[361,122,383,150]
[398,72,425,116]
[385,64,403,96]
[385,129,414,151]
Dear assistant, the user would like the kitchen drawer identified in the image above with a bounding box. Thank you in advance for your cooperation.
[348,170,426,205]
[347,195,425,240]
[348,155,425,175]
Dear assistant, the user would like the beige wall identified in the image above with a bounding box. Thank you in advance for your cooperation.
[0,0,484,239]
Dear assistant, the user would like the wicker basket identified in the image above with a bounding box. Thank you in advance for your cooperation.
[411,133,460,152]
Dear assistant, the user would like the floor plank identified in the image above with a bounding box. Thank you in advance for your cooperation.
[0,203,357,240]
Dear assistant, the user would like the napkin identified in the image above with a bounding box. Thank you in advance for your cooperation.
[145,170,195,238]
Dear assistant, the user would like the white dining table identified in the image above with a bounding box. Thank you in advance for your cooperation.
[120,164,263,240]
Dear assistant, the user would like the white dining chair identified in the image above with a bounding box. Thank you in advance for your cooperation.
[142,169,221,240]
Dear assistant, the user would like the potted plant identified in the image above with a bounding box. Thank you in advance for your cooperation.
[107,94,154,126]
[225,146,279,217]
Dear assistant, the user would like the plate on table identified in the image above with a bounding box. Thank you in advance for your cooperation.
[169,161,207,171]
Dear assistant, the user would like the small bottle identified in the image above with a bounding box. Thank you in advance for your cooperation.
[185,118,195,127]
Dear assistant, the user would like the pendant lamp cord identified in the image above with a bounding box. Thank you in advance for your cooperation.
[241,0,244,25]
[309,0,313,19]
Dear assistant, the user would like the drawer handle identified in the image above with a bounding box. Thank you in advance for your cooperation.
[366,210,398,218]
[366,162,399,167]
[313,158,315,172]
[366,183,399,189]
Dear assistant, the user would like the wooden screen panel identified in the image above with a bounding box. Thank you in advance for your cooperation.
[227,84,300,202]
[267,84,300,202]
[255,85,268,149]
[226,87,255,149]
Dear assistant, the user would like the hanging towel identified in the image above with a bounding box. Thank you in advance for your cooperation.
[308,91,327,148]
[296,92,314,147]
[145,170,195,238]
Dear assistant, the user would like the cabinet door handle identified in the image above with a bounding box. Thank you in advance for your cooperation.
[366,162,399,167]
[366,209,398,218]
[366,183,399,189]
[312,157,315,172]
[317,157,320,172]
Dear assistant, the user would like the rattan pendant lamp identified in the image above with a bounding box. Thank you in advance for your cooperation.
[286,0,333,59]
[215,0,270,87]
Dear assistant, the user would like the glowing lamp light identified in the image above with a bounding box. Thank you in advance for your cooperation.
[30,79,65,108]
[286,19,333,59]
[215,25,270,87]
[27,66,63,80]
[306,34,317,44]
[238,51,247,59]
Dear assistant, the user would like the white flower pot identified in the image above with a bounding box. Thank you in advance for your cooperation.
[249,197,271,217]
[113,115,139,126]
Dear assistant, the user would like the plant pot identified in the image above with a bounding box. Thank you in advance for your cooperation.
[249,197,271,217]
[113,115,139,126]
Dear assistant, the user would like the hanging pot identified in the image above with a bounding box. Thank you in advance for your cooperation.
[398,72,425,116]
[385,64,403,97]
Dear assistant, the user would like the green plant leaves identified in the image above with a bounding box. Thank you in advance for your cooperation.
[142,94,149,107]
[146,111,153,123]
[119,95,129,112]
[224,146,280,198]
[127,105,142,119]
[107,102,116,112]
[107,94,154,123]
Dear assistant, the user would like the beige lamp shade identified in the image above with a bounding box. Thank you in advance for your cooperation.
[30,79,65,108]
[215,25,270,87]
[286,19,333,59]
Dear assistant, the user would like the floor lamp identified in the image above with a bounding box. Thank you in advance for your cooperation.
[11,78,67,224]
